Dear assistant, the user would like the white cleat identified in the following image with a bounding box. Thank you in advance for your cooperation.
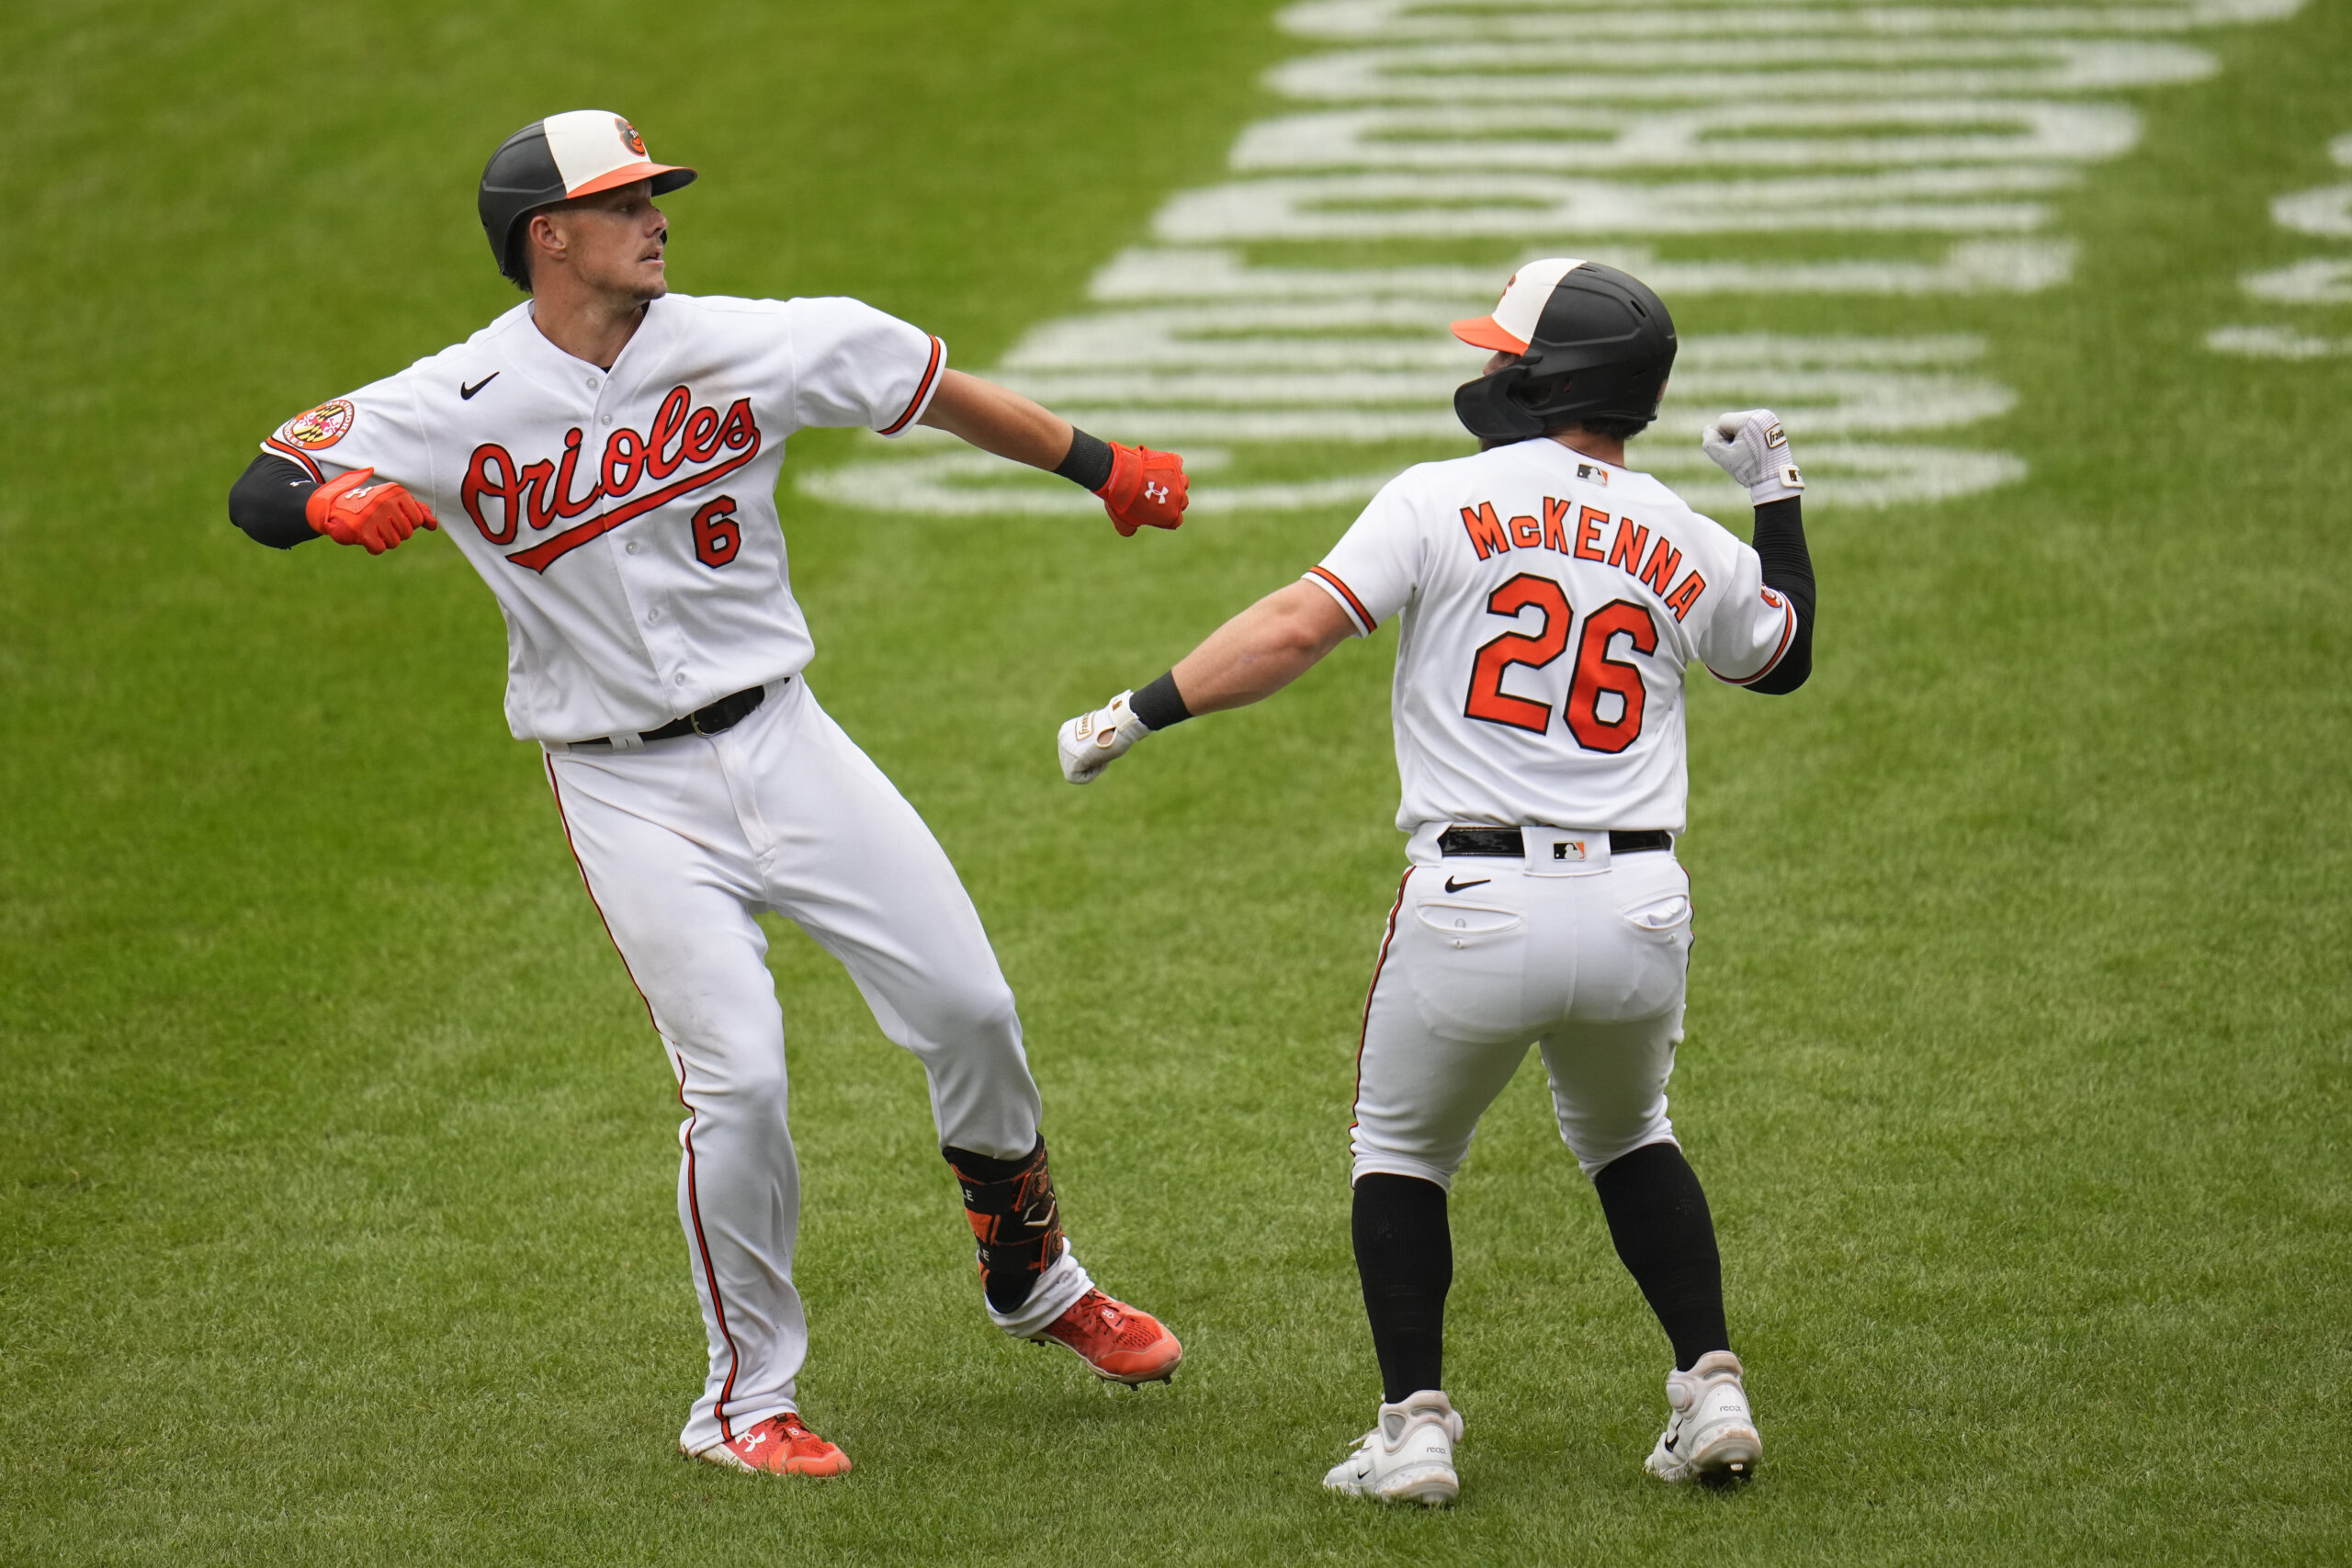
[1645,1349,1762,1484]
[1322,1389,1463,1506]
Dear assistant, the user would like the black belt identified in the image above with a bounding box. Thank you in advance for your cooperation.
[570,682,775,749]
[1437,825,1673,858]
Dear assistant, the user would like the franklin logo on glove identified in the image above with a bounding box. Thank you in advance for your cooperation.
[1057,690,1152,784]
[1702,409,1805,504]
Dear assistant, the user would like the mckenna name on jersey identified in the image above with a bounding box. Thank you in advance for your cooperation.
[1457,498,1709,624]
[460,384,761,573]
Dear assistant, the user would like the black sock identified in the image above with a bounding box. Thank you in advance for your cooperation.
[1592,1141,1729,1371]
[943,1144,1032,1184]
[1352,1174,1452,1403]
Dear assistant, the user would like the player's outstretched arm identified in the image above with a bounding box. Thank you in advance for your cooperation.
[228,454,438,556]
[919,368,1188,536]
[1167,581,1357,714]
[916,368,1073,468]
[1056,581,1354,784]
[1701,409,1815,694]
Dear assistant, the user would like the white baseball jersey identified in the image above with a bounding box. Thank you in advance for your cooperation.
[1304,439,1796,834]
[258,293,946,743]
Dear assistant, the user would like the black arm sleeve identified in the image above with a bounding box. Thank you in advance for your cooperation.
[229,453,320,549]
[1745,496,1813,695]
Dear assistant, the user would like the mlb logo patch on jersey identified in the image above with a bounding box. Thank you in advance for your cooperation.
[1577,463,1610,486]
[283,399,355,449]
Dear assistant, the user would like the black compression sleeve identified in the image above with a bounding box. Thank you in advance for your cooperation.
[229,453,320,549]
[1593,1142,1729,1371]
[1746,496,1813,695]
[1353,1174,1452,1403]
[1130,671,1193,730]
[1053,428,1115,492]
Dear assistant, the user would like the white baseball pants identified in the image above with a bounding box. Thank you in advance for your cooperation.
[1351,826,1696,1190]
[543,676,1091,1453]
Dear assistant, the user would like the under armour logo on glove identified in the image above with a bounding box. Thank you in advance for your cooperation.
[305,466,439,555]
[1095,443,1189,536]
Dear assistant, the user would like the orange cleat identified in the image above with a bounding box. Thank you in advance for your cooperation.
[1035,1289,1183,1384]
[690,1413,852,1477]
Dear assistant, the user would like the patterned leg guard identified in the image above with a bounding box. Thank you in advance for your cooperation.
[944,1136,1065,1314]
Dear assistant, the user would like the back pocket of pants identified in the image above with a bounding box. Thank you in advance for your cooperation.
[1414,900,1523,946]
[1588,890,1690,1021]
[1617,892,1690,937]
[1406,901,1531,1041]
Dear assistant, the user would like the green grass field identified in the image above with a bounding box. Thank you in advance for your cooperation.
[5,1,2349,1563]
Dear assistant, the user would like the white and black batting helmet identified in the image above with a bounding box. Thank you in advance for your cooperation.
[1451,259,1677,443]
[478,110,696,285]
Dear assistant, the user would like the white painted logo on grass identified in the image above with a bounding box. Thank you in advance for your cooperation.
[2211,129,2352,355]
[810,0,2302,517]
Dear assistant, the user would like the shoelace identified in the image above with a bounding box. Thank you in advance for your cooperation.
[745,1416,817,1451]
[1093,1299,1166,1348]
[1066,1293,1129,1337]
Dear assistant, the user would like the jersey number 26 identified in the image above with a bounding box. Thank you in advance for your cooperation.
[1464,573,1656,754]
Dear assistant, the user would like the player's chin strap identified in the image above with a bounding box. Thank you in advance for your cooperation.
[943,1136,1066,1313]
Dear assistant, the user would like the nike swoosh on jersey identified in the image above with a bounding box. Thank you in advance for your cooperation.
[460,374,499,400]
[1443,876,1491,893]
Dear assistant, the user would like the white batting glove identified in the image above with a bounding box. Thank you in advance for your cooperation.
[1057,690,1151,784]
[1702,409,1804,504]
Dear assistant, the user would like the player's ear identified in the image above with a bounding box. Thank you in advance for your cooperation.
[527,209,569,270]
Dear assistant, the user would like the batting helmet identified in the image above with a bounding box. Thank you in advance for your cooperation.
[479,110,696,286]
[1450,260,1677,443]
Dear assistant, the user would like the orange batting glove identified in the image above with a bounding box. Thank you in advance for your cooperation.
[306,467,437,555]
[1096,443,1188,536]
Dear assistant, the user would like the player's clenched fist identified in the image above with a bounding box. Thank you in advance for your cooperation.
[1057,690,1152,784]
[1096,443,1188,536]
[1701,410,1804,504]
[307,467,438,554]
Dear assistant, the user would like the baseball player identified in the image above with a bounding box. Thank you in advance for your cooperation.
[226,111,1192,1476]
[1054,260,1814,1504]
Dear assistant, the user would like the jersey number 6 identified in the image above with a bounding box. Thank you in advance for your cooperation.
[1464,572,1657,754]
[693,495,741,569]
